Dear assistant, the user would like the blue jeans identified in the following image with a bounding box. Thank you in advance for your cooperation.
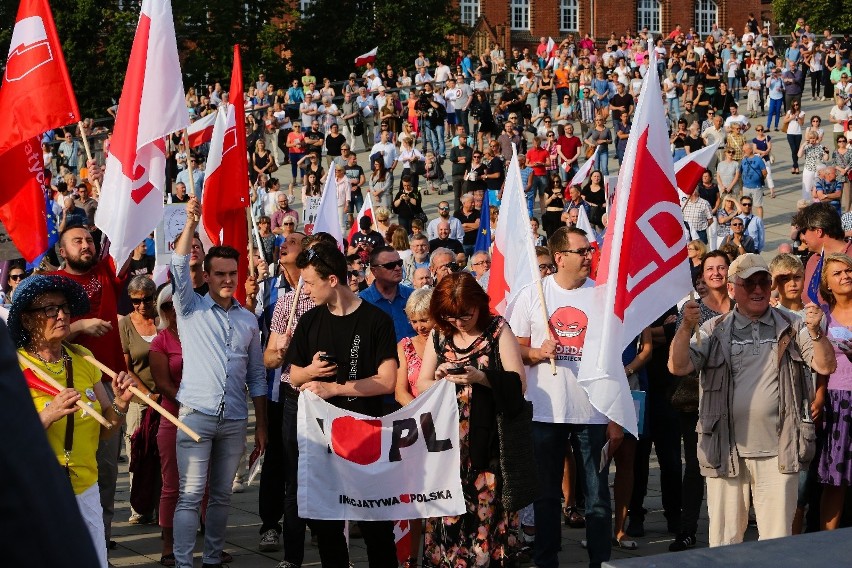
[525,190,536,218]
[425,125,446,158]
[667,98,681,126]
[173,409,247,568]
[767,98,783,129]
[533,422,611,568]
[594,149,609,176]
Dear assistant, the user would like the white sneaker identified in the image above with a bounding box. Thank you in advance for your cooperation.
[232,479,245,494]
[259,529,281,552]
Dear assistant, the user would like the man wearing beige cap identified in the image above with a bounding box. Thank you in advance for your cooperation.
[669,253,835,547]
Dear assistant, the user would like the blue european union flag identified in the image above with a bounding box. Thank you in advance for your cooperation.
[474,189,491,253]
[806,250,824,311]
[27,189,59,270]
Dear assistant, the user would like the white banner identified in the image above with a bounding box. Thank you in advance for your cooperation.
[297,379,464,521]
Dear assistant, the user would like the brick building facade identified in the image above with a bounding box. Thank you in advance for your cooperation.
[457,0,774,55]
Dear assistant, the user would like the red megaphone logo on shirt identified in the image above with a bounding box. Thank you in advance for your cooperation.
[5,16,54,82]
[330,416,382,465]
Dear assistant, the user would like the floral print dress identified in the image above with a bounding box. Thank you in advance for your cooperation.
[424,316,520,567]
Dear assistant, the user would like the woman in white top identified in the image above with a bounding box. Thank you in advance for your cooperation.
[809,49,824,101]
[397,135,424,191]
[725,53,740,99]
[783,100,806,174]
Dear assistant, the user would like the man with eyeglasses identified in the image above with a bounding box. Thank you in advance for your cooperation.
[794,202,852,304]
[468,250,491,281]
[670,253,835,547]
[507,226,621,567]
[402,233,431,285]
[283,241,398,567]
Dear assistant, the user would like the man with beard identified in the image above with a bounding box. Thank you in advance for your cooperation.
[51,225,130,554]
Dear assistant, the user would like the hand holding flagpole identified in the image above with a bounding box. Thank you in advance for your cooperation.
[62,343,202,442]
[18,354,112,429]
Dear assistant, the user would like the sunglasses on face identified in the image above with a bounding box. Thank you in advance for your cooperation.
[131,295,155,305]
[374,259,404,270]
[735,276,771,292]
[8,273,24,281]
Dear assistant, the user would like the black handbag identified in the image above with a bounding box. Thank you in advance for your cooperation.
[410,159,426,176]
[497,400,539,512]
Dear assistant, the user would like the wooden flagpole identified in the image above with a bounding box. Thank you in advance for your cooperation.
[18,354,112,429]
[62,343,202,442]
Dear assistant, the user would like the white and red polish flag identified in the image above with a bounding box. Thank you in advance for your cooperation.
[565,145,599,187]
[347,192,375,244]
[200,44,250,302]
[576,46,692,437]
[186,111,217,148]
[673,141,720,199]
[310,168,344,248]
[487,145,540,315]
[95,0,188,268]
[355,47,378,67]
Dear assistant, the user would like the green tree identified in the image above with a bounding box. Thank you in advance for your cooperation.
[287,0,462,81]
[772,0,852,37]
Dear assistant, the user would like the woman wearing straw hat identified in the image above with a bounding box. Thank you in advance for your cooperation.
[9,275,141,568]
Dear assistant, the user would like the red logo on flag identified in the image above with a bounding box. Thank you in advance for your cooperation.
[613,129,687,320]
[331,416,383,466]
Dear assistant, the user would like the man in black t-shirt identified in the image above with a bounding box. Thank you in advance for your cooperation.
[609,82,634,128]
[286,241,398,566]
[453,192,480,258]
[304,120,324,156]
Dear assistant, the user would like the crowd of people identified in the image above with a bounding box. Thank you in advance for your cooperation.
[6,12,852,568]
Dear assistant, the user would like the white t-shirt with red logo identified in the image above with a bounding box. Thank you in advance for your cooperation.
[507,276,608,425]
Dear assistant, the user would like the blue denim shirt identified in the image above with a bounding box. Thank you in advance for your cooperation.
[171,253,266,419]
[360,283,415,342]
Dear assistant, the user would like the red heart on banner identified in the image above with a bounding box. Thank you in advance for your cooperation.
[399,493,411,503]
[330,416,382,465]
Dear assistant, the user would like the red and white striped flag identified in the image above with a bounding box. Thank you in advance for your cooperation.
[673,142,720,197]
[199,44,250,302]
[487,145,540,315]
[565,145,599,187]
[354,47,378,67]
[311,167,344,248]
[95,0,188,267]
[346,193,375,243]
[576,46,692,436]
[186,111,217,148]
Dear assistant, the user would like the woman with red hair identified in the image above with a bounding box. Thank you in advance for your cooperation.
[417,272,527,566]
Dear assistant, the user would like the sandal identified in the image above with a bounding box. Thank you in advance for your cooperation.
[613,537,638,550]
[563,506,586,528]
[159,553,176,567]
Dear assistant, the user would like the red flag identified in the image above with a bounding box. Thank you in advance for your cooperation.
[354,47,378,67]
[200,45,250,303]
[186,112,217,148]
[674,142,721,197]
[487,145,540,314]
[394,520,412,563]
[0,138,48,262]
[95,0,188,268]
[346,193,375,243]
[0,0,79,157]
[577,45,692,436]
[23,368,60,396]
